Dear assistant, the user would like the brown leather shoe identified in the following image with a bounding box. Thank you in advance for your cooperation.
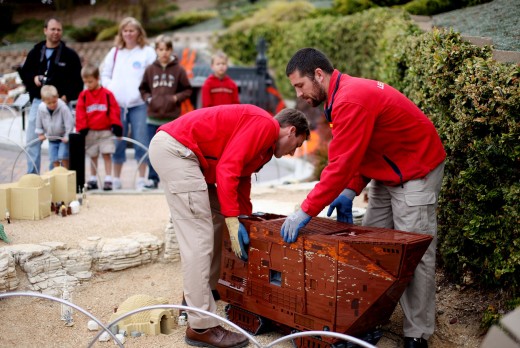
[185,325,249,348]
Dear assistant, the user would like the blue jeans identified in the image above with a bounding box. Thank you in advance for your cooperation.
[26,98,42,174]
[146,123,160,183]
[48,140,69,170]
[113,104,148,165]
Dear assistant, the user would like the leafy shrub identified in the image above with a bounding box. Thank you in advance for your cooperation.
[69,17,115,42]
[403,0,493,15]
[437,56,519,288]
[377,27,519,290]
[95,25,118,42]
[215,1,317,66]
[403,0,454,15]
[267,8,415,98]
[2,18,43,43]
[219,1,265,28]
[150,3,179,17]
[333,0,494,16]
[145,10,218,36]
[333,0,375,15]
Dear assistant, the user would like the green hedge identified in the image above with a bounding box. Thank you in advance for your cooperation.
[216,6,520,290]
[215,1,317,66]
[385,28,520,288]
[332,0,494,16]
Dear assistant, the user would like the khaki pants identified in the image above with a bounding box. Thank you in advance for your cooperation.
[149,131,224,329]
[363,162,445,340]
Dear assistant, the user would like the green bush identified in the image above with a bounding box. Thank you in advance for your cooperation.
[333,0,494,16]
[145,10,218,36]
[69,17,115,42]
[438,57,519,288]
[219,1,265,28]
[267,8,416,98]
[215,1,317,66]
[95,25,118,42]
[3,18,43,43]
[376,27,519,290]
[150,3,179,17]
[403,0,454,15]
[403,0,493,15]
[333,0,375,15]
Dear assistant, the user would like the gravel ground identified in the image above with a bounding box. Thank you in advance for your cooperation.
[432,0,520,51]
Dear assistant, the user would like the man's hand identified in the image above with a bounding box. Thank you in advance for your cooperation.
[327,189,356,223]
[225,217,250,261]
[34,76,42,87]
[280,209,311,243]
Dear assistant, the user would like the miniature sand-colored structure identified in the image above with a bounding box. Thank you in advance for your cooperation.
[8,174,51,220]
[109,294,175,336]
[41,166,77,204]
[0,167,76,221]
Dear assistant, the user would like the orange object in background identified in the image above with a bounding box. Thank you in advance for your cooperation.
[180,47,197,79]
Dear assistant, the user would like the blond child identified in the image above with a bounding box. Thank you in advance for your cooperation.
[35,85,75,170]
[201,51,239,107]
[75,64,122,191]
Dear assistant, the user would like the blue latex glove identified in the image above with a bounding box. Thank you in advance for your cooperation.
[225,217,250,261]
[280,209,311,243]
[237,223,249,261]
[327,189,355,224]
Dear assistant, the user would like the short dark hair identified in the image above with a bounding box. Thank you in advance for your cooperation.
[286,47,334,79]
[274,108,310,140]
[44,17,61,28]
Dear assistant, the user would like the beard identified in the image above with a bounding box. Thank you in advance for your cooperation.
[302,79,327,107]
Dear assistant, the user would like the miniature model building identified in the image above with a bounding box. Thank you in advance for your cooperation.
[109,294,175,336]
[217,214,433,347]
[40,166,77,204]
[4,174,51,220]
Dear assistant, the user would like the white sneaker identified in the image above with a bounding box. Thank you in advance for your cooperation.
[113,178,122,190]
[136,178,146,191]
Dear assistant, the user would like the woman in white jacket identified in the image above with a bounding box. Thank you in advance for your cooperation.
[101,17,156,190]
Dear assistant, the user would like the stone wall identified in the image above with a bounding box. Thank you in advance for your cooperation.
[0,229,180,296]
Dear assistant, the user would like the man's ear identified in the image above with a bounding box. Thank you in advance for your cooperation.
[314,68,325,83]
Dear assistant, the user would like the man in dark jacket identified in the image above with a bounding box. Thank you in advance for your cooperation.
[18,17,83,174]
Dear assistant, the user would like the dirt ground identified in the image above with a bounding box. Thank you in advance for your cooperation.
[0,188,485,348]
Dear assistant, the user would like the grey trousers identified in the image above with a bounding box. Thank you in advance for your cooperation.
[362,162,445,340]
[149,131,224,329]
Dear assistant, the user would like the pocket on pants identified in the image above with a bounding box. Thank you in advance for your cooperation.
[168,179,209,219]
[404,192,436,233]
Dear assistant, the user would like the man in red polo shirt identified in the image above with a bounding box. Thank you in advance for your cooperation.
[282,48,446,348]
[149,104,310,348]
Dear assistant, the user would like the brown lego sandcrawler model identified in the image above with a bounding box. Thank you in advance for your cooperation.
[217,213,433,347]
